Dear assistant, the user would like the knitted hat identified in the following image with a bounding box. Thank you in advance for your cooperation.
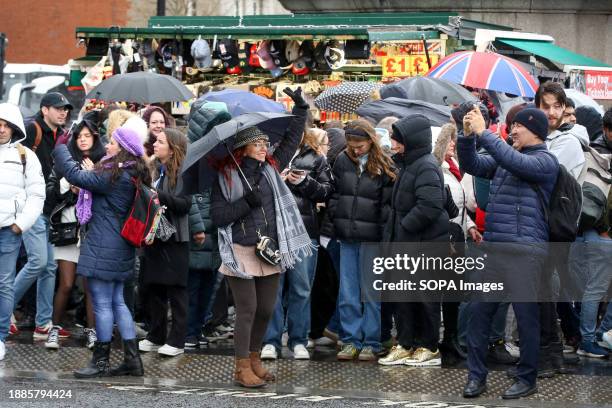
[512,108,549,141]
[113,127,145,157]
[122,116,149,145]
[233,127,269,150]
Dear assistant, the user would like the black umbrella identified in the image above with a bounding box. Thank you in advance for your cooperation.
[356,97,452,127]
[181,112,294,190]
[85,72,194,104]
[379,77,477,106]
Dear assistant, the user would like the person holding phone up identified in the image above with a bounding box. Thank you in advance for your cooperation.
[261,128,333,360]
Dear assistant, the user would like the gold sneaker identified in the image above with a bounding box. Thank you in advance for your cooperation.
[404,347,441,367]
[378,345,414,366]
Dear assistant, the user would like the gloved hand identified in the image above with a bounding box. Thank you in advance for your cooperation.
[283,87,309,109]
[244,189,262,208]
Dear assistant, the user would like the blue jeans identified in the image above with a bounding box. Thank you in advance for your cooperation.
[88,278,136,342]
[186,268,220,338]
[571,230,612,342]
[0,227,22,341]
[338,241,380,351]
[264,240,318,351]
[13,215,56,327]
[596,303,612,338]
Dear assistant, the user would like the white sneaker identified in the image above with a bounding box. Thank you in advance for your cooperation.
[158,344,184,357]
[505,342,520,358]
[314,336,336,347]
[139,339,161,352]
[44,326,60,350]
[0,340,5,360]
[307,339,315,348]
[293,344,310,360]
[260,344,278,360]
[603,331,612,350]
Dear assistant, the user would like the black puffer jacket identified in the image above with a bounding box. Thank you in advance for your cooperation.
[288,146,334,238]
[328,152,394,242]
[210,105,308,245]
[385,114,449,242]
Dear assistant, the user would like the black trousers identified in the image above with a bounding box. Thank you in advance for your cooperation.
[395,302,440,351]
[146,284,188,348]
[310,247,339,339]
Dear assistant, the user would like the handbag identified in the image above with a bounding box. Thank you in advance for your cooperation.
[49,222,79,246]
[254,205,281,266]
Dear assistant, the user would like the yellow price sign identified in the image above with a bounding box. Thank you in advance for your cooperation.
[382,55,440,78]
[382,56,411,78]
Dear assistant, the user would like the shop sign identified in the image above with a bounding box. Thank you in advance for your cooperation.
[584,70,612,100]
[382,54,440,78]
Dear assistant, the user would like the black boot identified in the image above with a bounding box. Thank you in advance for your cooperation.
[551,341,576,375]
[111,339,144,376]
[74,341,111,378]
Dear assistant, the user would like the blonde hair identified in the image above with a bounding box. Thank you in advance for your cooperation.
[301,128,328,155]
[107,110,135,141]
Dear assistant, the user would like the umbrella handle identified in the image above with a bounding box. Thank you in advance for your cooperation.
[224,143,254,192]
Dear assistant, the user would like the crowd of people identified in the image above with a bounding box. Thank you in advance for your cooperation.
[0,81,610,399]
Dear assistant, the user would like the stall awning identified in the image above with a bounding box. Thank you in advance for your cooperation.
[497,39,610,68]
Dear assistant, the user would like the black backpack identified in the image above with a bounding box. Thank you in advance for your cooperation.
[531,164,582,242]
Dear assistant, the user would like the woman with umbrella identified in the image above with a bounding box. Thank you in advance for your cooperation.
[210,88,313,388]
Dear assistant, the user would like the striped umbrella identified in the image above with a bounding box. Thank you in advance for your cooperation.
[427,51,539,98]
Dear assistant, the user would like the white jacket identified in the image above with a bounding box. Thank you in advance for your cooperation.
[546,124,589,180]
[442,159,476,234]
[0,103,45,232]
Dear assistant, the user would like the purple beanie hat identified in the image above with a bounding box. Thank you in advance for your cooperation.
[113,127,145,157]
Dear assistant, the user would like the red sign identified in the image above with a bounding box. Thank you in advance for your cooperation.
[585,70,612,100]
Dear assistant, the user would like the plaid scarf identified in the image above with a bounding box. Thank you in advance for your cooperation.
[217,163,315,279]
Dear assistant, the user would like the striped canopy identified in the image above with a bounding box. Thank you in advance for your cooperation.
[427,51,539,98]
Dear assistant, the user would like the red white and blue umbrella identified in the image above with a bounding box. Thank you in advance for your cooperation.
[427,51,539,98]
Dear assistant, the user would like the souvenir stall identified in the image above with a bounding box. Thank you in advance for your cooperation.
[71,13,511,121]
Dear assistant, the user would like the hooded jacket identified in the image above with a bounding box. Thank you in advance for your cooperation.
[46,120,107,229]
[575,106,604,142]
[287,145,334,238]
[385,114,448,242]
[546,122,589,179]
[457,129,558,243]
[0,103,45,232]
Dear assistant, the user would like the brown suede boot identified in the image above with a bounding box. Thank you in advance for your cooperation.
[249,351,275,382]
[235,358,266,388]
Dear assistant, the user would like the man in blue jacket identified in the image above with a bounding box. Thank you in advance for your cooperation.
[457,107,558,399]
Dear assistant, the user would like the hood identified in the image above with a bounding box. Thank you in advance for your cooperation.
[549,123,590,148]
[187,101,232,143]
[0,103,27,144]
[392,114,432,163]
[67,119,106,163]
[575,106,604,142]
[433,124,456,165]
[591,134,612,154]
[325,127,346,164]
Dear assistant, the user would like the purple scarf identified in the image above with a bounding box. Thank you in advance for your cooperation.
[75,155,136,225]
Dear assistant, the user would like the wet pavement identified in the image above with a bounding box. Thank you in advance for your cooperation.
[1,328,611,407]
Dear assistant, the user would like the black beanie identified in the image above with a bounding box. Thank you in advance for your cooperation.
[512,108,548,141]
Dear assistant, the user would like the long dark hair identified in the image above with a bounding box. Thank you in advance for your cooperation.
[152,127,187,190]
[344,119,396,180]
[67,120,106,163]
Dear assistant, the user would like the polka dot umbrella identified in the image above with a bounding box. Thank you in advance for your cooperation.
[314,81,383,114]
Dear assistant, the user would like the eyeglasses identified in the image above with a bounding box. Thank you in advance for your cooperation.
[251,141,271,149]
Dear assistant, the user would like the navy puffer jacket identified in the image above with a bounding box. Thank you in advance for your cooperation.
[457,130,558,243]
[52,144,137,281]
